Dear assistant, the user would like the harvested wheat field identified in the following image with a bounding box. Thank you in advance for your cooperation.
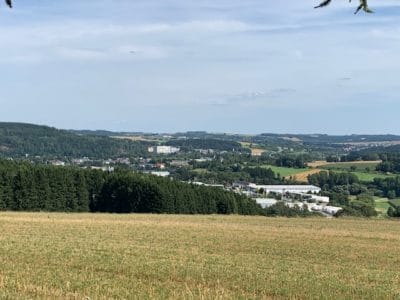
[307,160,382,168]
[0,213,400,299]
[286,168,322,182]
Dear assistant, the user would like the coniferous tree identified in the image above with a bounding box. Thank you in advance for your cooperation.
[35,167,51,210]
[0,159,264,215]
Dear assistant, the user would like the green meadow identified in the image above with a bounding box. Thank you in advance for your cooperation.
[374,197,391,215]
[318,161,394,182]
[389,198,400,207]
[261,165,309,177]
[320,162,380,172]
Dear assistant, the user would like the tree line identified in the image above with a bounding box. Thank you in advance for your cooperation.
[275,154,310,168]
[375,153,400,174]
[0,159,262,215]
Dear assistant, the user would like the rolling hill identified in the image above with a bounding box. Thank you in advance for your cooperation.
[0,123,148,159]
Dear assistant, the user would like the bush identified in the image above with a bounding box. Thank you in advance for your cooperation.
[265,202,317,217]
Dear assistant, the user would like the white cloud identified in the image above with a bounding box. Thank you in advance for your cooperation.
[0,0,399,133]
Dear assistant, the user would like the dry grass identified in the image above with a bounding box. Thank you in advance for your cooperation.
[239,142,266,156]
[287,168,322,182]
[0,213,400,299]
[250,148,266,156]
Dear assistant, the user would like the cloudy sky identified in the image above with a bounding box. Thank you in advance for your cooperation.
[0,0,399,134]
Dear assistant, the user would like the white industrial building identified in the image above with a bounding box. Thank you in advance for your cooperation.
[192,182,224,188]
[253,185,321,194]
[255,199,342,216]
[310,205,343,215]
[248,184,342,216]
[300,194,330,204]
[150,171,170,177]
[255,198,278,208]
[148,146,180,154]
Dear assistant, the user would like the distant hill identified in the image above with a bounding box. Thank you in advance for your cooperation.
[257,133,400,145]
[348,144,400,158]
[71,129,147,137]
[165,138,244,152]
[0,123,148,159]
[69,129,400,146]
[2,122,400,159]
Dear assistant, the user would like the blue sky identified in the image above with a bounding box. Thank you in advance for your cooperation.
[0,0,399,134]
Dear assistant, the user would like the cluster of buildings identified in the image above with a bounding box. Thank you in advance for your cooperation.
[195,149,215,155]
[232,182,342,216]
[147,171,170,177]
[148,146,180,154]
[233,183,322,195]
[90,166,115,172]
[49,157,132,169]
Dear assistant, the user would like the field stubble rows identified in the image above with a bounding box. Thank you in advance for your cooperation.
[0,213,400,299]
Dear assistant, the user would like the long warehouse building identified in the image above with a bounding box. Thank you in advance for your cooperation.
[249,184,321,194]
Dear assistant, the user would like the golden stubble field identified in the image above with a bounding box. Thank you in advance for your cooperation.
[0,213,399,299]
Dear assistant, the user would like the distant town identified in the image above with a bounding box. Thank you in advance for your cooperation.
[2,123,399,218]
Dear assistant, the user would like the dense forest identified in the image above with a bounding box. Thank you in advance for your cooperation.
[0,123,148,159]
[0,159,262,215]
[375,153,400,173]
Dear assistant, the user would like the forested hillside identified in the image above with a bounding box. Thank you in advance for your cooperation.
[0,123,148,159]
[0,159,262,215]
